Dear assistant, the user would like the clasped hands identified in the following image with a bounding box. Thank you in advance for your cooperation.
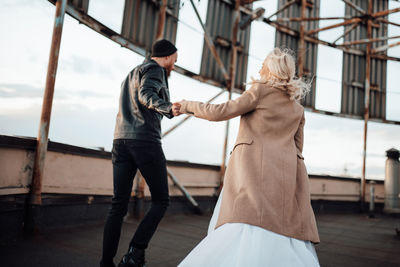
[172,101,183,117]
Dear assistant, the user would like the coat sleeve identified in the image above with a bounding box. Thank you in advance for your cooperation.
[179,83,260,122]
[138,67,173,118]
[294,111,305,153]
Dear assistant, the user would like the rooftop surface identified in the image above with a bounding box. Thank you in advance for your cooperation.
[1,211,400,267]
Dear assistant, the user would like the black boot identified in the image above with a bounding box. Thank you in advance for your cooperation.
[118,247,146,267]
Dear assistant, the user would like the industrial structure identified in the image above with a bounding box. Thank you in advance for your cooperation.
[1,0,400,233]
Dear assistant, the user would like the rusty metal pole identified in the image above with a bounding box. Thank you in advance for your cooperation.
[298,0,307,77]
[274,16,350,22]
[306,18,362,36]
[332,22,360,44]
[27,0,66,232]
[342,0,367,15]
[266,0,296,20]
[361,0,373,210]
[372,41,400,54]
[31,0,67,205]
[339,35,400,47]
[219,0,240,190]
[156,0,167,40]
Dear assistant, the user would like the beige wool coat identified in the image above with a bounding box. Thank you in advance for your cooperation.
[180,82,320,244]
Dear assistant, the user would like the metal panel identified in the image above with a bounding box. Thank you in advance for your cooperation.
[275,0,320,108]
[341,0,387,119]
[121,0,180,53]
[68,0,89,13]
[370,0,388,119]
[199,0,251,91]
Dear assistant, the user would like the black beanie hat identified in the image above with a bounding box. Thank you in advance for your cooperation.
[151,39,177,57]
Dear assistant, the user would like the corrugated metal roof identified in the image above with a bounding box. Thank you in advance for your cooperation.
[199,0,251,91]
[121,0,180,54]
[275,0,320,108]
[341,0,388,119]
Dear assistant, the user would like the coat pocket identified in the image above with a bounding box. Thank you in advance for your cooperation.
[231,137,253,154]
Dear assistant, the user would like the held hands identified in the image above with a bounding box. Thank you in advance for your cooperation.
[172,102,182,116]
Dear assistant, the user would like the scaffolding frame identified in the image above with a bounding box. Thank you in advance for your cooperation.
[30,0,400,219]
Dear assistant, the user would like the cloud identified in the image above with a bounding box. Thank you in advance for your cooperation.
[0,83,43,98]
[0,103,117,150]
[0,82,113,100]
[60,55,116,80]
[1,0,40,8]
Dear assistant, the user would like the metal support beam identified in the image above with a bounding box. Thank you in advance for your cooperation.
[298,0,307,78]
[220,0,241,190]
[372,6,400,18]
[306,18,362,36]
[238,6,367,57]
[241,4,366,57]
[189,0,230,82]
[338,35,400,47]
[372,54,400,63]
[372,41,400,54]
[155,0,167,40]
[263,18,298,36]
[376,18,400,28]
[30,0,67,206]
[303,107,400,126]
[266,0,296,20]
[273,16,350,22]
[174,65,243,93]
[361,0,373,210]
[333,22,359,44]
[162,90,225,138]
[305,35,364,55]
[257,17,365,56]
[342,0,366,15]
[167,168,202,214]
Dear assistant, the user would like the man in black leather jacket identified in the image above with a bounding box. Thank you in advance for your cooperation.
[100,39,181,267]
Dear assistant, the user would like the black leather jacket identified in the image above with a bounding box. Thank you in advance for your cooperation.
[113,59,173,143]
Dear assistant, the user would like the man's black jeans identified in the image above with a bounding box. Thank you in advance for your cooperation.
[101,139,169,264]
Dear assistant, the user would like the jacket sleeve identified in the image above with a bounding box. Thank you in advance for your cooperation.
[179,83,260,122]
[294,111,305,153]
[138,67,173,118]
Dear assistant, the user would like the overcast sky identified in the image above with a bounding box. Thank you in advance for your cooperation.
[1,0,400,180]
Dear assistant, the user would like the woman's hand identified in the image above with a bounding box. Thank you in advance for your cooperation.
[172,102,182,116]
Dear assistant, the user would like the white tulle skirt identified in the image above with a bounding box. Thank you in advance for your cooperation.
[178,189,320,267]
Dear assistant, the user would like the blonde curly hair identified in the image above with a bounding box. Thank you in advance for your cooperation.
[251,47,310,101]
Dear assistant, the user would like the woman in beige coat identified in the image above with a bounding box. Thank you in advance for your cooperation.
[178,48,320,267]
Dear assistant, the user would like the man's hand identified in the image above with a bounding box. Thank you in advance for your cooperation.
[172,102,182,117]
